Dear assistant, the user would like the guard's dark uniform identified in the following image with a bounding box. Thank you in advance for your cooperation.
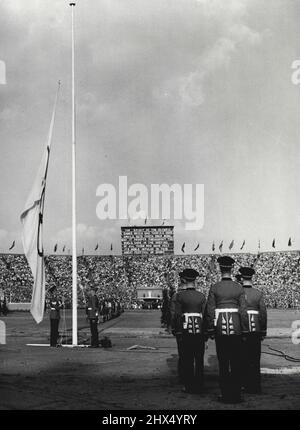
[170,284,185,382]
[171,269,206,393]
[86,290,100,347]
[205,256,248,403]
[49,290,62,347]
[240,267,267,394]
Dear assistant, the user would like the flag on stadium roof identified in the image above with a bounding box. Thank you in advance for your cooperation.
[54,244,57,252]
[229,240,234,250]
[62,245,66,252]
[82,248,84,255]
[219,241,223,253]
[95,243,99,251]
[181,242,185,253]
[144,217,147,225]
[240,240,245,250]
[288,237,292,247]
[20,82,60,324]
[272,239,276,248]
[110,243,113,251]
[212,242,215,252]
[194,243,199,251]
[9,240,15,250]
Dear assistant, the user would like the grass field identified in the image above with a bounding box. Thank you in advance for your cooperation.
[0,309,300,410]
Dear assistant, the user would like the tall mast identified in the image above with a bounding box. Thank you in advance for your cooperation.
[70,2,77,346]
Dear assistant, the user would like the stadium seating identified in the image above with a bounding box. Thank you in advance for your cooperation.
[0,252,299,309]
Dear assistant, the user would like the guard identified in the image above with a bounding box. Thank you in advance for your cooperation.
[86,287,100,348]
[49,286,62,347]
[170,268,206,394]
[205,256,248,403]
[170,276,186,382]
[239,266,267,394]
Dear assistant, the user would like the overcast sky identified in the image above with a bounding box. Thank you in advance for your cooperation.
[1,0,300,255]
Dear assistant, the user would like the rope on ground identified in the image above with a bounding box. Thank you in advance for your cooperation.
[127,344,157,350]
[262,344,300,363]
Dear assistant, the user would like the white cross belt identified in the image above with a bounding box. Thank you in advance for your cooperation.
[214,308,238,326]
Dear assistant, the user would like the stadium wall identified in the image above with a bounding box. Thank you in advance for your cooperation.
[7,303,31,311]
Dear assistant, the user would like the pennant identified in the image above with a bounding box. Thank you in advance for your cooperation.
[54,244,57,253]
[9,240,15,250]
[288,237,292,247]
[212,242,215,252]
[110,243,113,251]
[20,83,60,324]
[181,242,185,253]
[62,245,66,252]
[229,240,234,250]
[272,239,275,249]
[219,240,223,253]
[240,240,245,250]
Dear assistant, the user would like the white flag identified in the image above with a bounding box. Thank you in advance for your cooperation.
[20,84,60,323]
[0,60,6,85]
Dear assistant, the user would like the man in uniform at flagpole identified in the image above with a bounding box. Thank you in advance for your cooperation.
[239,266,267,394]
[170,268,206,394]
[48,286,63,347]
[170,274,186,383]
[86,287,100,348]
[204,256,248,403]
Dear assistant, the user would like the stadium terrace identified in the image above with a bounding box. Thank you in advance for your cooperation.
[1,251,299,310]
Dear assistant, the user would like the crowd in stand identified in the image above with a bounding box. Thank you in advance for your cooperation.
[0,251,300,309]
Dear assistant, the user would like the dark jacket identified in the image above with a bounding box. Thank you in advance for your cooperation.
[205,279,249,336]
[243,286,267,336]
[170,288,206,335]
[86,295,100,319]
[49,297,62,320]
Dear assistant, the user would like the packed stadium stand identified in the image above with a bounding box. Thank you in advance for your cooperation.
[0,251,300,309]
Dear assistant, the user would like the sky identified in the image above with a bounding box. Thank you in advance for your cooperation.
[1,0,300,255]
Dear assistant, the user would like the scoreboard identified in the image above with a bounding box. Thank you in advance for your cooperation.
[121,226,174,255]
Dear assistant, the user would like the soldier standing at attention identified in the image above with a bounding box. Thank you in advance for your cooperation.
[86,287,100,348]
[239,266,267,394]
[170,275,186,383]
[171,269,206,394]
[205,256,248,403]
[49,286,62,347]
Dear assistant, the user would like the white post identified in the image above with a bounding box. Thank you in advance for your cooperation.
[70,2,77,346]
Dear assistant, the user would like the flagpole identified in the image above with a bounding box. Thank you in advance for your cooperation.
[70,2,77,346]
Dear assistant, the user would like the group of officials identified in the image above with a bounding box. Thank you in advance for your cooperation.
[170,256,267,404]
[48,286,101,348]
